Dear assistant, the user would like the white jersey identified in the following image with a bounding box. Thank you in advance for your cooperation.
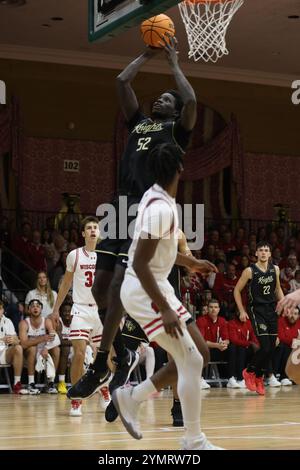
[127,184,179,282]
[59,318,70,340]
[25,317,46,337]
[0,315,17,353]
[66,247,97,305]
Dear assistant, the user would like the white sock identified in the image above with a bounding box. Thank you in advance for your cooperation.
[28,375,35,384]
[132,378,157,402]
[155,330,203,440]
[14,376,21,385]
[59,375,65,382]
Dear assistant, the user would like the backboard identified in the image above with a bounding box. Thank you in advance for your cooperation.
[88,0,180,43]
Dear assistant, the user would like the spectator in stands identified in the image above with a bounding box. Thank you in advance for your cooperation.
[0,300,27,394]
[273,308,300,385]
[19,299,60,394]
[29,230,47,273]
[50,251,68,291]
[213,263,239,319]
[272,247,282,266]
[233,227,248,253]
[221,231,236,256]
[25,271,57,317]
[281,254,299,281]
[12,222,32,264]
[41,228,52,248]
[11,222,33,283]
[196,299,229,388]
[51,234,67,265]
[289,270,300,292]
[227,311,259,388]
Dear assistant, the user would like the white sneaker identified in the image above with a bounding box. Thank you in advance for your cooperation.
[201,378,211,389]
[226,377,241,389]
[69,399,82,416]
[268,374,281,387]
[99,386,111,410]
[237,379,246,388]
[182,433,224,450]
[112,385,142,440]
[27,383,40,395]
[281,378,293,386]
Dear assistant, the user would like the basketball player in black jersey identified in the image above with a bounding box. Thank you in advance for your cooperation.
[68,36,198,401]
[234,242,284,395]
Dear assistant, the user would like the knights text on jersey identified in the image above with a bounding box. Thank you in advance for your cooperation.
[66,247,97,305]
[119,111,191,199]
[248,263,277,306]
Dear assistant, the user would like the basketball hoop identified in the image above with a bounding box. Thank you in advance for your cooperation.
[178,0,244,63]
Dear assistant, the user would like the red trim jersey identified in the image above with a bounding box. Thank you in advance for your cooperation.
[278,316,300,347]
[66,247,97,305]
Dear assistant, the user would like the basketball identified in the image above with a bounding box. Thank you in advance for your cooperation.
[141,14,175,48]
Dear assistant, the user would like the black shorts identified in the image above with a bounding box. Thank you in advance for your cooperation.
[249,304,278,337]
[122,315,149,350]
[96,238,131,271]
[96,196,139,272]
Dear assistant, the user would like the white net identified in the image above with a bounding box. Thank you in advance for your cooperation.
[178,0,244,63]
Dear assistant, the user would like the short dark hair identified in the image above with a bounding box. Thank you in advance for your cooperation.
[81,216,99,232]
[208,299,220,306]
[256,241,272,251]
[148,143,184,188]
[165,89,184,114]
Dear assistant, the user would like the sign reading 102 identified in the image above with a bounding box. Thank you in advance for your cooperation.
[64,160,80,172]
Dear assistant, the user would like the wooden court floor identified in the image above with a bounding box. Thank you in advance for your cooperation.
[1,386,300,450]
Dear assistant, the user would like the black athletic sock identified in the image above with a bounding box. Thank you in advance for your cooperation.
[92,350,109,373]
[113,328,127,359]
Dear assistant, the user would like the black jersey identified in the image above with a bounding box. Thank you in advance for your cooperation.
[248,263,277,307]
[118,111,191,202]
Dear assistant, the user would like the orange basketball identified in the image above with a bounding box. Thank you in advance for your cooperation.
[141,14,175,48]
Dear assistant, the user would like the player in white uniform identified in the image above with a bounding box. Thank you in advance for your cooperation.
[112,143,223,450]
[56,301,106,407]
[52,216,106,416]
[0,300,28,394]
[19,299,60,394]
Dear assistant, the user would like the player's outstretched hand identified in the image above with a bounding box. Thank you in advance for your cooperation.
[159,34,179,65]
[188,258,218,276]
[276,289,300,314]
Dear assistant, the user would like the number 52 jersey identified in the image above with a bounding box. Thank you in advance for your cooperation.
[66,247,97,305]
